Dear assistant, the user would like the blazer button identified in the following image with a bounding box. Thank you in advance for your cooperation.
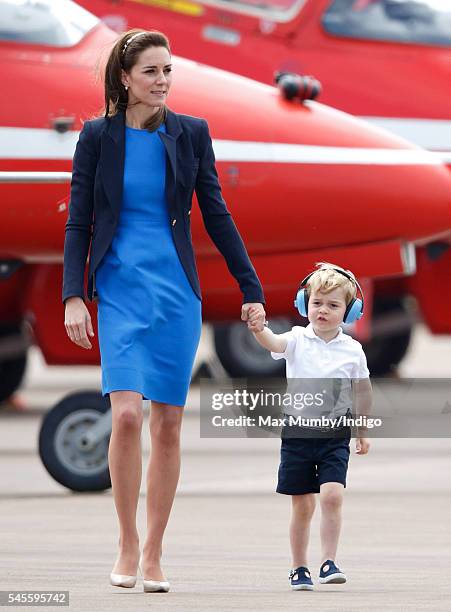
[172,219,177,226]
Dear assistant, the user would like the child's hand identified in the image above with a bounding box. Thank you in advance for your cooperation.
[355,437,370,455]
[247,306,266,333]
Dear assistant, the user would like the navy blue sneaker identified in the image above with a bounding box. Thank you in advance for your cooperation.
[318,559,347,584]
[289,566,314,591]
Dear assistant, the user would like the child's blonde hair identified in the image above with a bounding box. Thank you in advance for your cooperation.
[306,262,357,306]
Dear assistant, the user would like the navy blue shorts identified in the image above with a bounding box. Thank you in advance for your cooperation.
[276,429,351,495]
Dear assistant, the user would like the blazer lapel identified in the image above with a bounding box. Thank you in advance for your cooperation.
[100,111,125,220]
[158,108,182,216]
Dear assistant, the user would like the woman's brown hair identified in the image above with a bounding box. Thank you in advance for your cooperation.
[103,29,171,131]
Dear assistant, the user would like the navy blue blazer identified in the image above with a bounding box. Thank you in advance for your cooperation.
[62,109,265,305]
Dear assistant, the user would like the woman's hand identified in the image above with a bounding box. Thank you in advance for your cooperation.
[64,297,95,349]
[241,302,265,328]
[246,306,266,333]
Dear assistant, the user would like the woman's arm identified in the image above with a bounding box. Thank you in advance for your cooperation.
[62,121,97,304]
[195,119,265,305]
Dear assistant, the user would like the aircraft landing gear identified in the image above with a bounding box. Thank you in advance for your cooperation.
[0,323,28,405]
[363,296,413,376]
[39,391,112,492]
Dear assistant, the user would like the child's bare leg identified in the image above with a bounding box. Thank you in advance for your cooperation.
[290,493,316,567]
[319,482,344,563]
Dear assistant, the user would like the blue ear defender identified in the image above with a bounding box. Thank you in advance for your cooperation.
[293,268,364,324]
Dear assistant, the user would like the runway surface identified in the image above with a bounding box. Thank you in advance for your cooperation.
[1,324,450,610]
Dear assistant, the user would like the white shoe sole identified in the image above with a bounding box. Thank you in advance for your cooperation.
[291,583,314,591]
[319,573,347,584]
[143,580,170,593]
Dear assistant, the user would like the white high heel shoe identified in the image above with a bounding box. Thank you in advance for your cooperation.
[110,554,139,588]
[110,572,137,588]
[139,555,170,593]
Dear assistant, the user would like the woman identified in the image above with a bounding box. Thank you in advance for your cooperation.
[62,29,265,592]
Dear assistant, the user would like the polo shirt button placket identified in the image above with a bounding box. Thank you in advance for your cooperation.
[323,345,331,364]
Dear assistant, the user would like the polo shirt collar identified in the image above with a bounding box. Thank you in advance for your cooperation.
[305,323,345,344]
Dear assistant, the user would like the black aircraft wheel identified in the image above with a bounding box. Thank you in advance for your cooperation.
[363,296,413,376]
[213,318,294,378]
[39,391,112,492]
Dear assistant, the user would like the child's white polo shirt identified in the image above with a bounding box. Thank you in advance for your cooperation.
[271,324,370,419]
[271,323,370,379]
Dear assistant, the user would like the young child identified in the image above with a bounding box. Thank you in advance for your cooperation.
[247,262,372,590]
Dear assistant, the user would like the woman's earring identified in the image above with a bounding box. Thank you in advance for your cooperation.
[124,85,128,91]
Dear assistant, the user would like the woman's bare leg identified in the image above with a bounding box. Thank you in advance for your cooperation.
[141,401,184,581]
[108,391,143,575]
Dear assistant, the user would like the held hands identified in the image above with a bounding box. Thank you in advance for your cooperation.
[242,304,266,333]
[64,297,95,350]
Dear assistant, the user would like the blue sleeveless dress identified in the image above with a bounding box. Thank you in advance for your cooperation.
[95,124,202,406]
